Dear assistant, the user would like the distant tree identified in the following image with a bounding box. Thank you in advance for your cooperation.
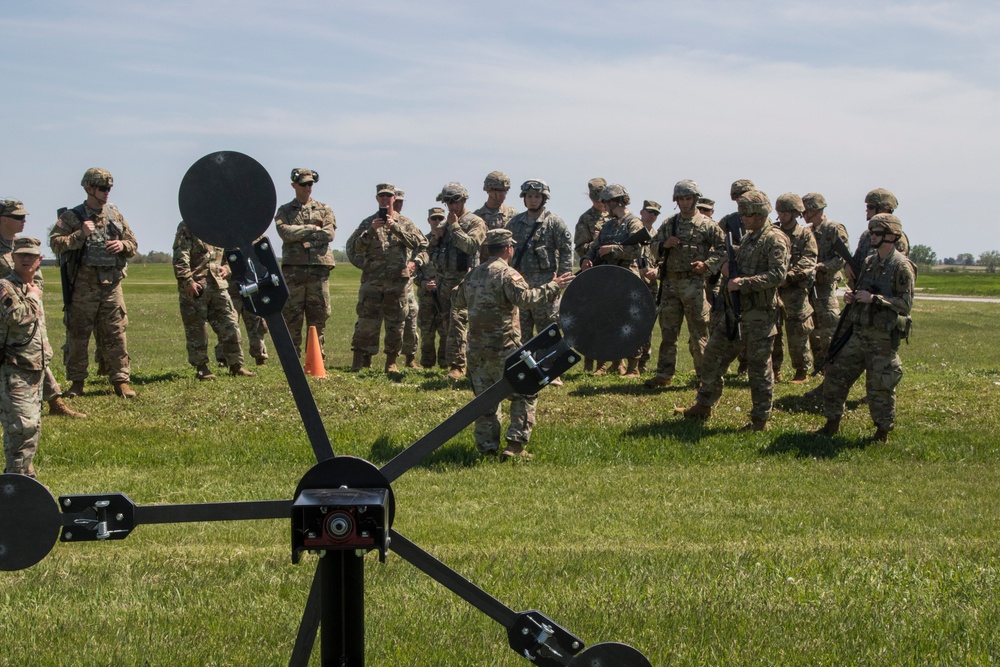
[909,245,937,267]
[943,257,956,266]
[979,250,1000,273]
[957,253,976,266]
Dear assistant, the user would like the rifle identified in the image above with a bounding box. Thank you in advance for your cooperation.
[56,206,83,312]
[723,231,741,341]
[653,218,677,305]
[813,239,864,375]
[591,225,652,269]
[511,216,544,271]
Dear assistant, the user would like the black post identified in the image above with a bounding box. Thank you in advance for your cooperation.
[320,550,365,666]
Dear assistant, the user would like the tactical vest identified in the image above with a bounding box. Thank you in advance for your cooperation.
[76,204,125,268]
[737,226,781,311]
[851,250,908,332]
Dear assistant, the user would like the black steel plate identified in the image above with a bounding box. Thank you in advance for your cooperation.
[178,151,276,249]
[568,642,653,667]
[559,265,655,362]
[0,474,61,571]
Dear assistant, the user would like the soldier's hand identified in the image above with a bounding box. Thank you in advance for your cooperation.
[644,268,658,281]
[219,265,231,280]
[446,212,459,225]
[406,261,416,277]
[425,279,437,292]
[690,260,706,275]
[844,263,856,281]
[580,258,593,270]
[853,290,874,304]
[554,272,575,289]
[106,239,124,254]
[597,245,613,257]
[25,283,41,298]
[370,218,385,230]
[665,236,681,249]
[721,263,730,279]
[728,277,741,292]
[184,282,202,298]
[81,220,96,237]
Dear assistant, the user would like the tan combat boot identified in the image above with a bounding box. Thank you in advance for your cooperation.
[254,357,267,366]
[740,418,768,432]
[645,374,672,388]
[230,365,255,377]
[196,363,216,381]
[623,359,640,378]
[812,418,840,436]
[65,380,85,398]
[583,358,594,373]
[350,350,365,372]
[790,369,809,384]
[48,397,87,419]
[774,369,783,382]
[675,404,712,420]
[113,381,137,398]
[592,362,608,376]
[384,354,399,373]
[637,360,647,375]
[615,360,627,375]
[446,366,464,381]
[501,441,533,461]
[405,354,420,369]
[873,427,890,443]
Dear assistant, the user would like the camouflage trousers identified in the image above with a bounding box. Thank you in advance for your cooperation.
[351,278,408,356]
[775,287,814,374]
[282,265,332,357]
[436,276,467,371]
[64,278,130,383]
[217,280,269,363]
[42,367,61,402]
[2,365,43,476]
[822,329,902,432]
[697,313,778,423]
[518,272,561,340]
[655,277,710,378]
[179,286,244,367]
[417,286,445,367]
[637,276,659,365]
[809,281,841,368]
[403,280,419,358]
[468,348,536,453]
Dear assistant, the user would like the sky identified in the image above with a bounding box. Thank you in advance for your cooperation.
[2,0,998,260]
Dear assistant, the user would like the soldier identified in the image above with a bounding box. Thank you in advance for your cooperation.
[847,188,910,284]
[424,182,486,381]
[474,171,519,264]
[216,275,269,367]
[676,190,789,431]
[696,198,716,219]
[1,238,50,476]
[451,228,574,459]
[345,183,428,373]
[574,177,609,372]
[581,184,646,375]
[415,207,447,368]
[275,168,337,359]
[635,200,662,376]
[813,214,913,442]
[172,221,254,380]
[394,189,421,368]
[0,200,84,418]
[645,180,725,388]
[802,192,849,370]
[49,167,138,398]
[772,193,818,384]
[717,179,756,377]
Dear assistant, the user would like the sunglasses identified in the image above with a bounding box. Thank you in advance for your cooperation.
[4,214,26,221]
[865,204,877,211]
[296,181,314,187]
[870,230,887,237]
[96,186,111,193]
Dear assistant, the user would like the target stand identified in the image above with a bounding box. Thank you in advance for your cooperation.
[0,152,656,666]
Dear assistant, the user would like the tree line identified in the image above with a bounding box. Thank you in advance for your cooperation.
[907,246,1000,272]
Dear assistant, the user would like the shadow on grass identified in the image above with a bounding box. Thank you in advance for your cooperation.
[568,383,664,397]
[419,376,469,391]
[759,432,871,459]
[367,434,482,470]
[624,416,731,443]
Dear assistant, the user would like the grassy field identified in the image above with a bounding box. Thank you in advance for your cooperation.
[915,270,1000,296]
[2,263,999,666]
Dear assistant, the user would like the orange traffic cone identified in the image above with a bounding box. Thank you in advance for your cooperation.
[304,326,326,378]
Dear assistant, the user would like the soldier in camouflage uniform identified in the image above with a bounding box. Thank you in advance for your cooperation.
[451,228,574,459]
[474,171,519,262]
[581,184,646,375]
[173,221,253,380]
[393,189,421,368]
[814,214,914,442]
[424,182,486,381]
[847,189,910,285]
[345,183,428,373]
[801,192,850,372]
[275,168,337,359]
[772,193,817,384]
[696,198,715,219]
[1,238,50,476]
[0,200,85,418]
[635,200,662,375]
[677,191,789,431]
[216,276,269,367]
[716,179,756,376]
[49,168,138,398]
[414,208,447,368]
[645,180,725,388]
[574,178,609,372]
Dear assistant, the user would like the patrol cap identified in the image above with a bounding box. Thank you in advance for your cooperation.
[428,207,446,220]
[599,183,630,203]
[642,200,662,214]
[868,213,903,236]
[697,197,715,211]
[1,199,28,217]
[291,168,318,184]
[673,179,702,199]
[483,171,511,191]
[394,189,405,200]
[730,179,755,200]
[775,192,805,214]
[865,188,898,211]
[587,178,607,198]
[737,190,772,217]
[376,183,397,196]
[11,237,42,256]
[81,167,113,188]
[485,228,515,246]
[802,193,827,210]
[436,182,469,203]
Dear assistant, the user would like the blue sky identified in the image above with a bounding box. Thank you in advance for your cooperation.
[2,1,997,259]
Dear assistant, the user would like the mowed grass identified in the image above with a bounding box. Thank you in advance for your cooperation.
[916,270,1000,297]
[2,262,999,666]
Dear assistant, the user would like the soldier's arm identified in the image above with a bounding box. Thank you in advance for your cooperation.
[739,236,788,293]
[788,232,818,282]
[554,218,574,275]
[504,271,560,310]
[310,208,337,244]
[574,215,593,259]
[874,260,914,316]
[117,216,139,259]
[171,224,197,287]
[611,218,646,261]
[820,223,849,275]
[275,207,318,243]
[388,218,426,250]
[0,283,42,328]
[448,217,485,256]
[49,211,86,255]
[345,223,368,269]
[702,223,727,275]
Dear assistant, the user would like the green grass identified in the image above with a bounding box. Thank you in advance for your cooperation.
[2,264,999,666]
[914,270,1000,296]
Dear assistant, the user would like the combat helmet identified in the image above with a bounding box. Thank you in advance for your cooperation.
[587,178,607,199]
[520,179,551,199]
[730,179,755,200]
[483,171,511,192]
[868,213,903,236]
[802,193,827,211]
[737,190,772,217]
[865,188,898,212]
[775,193,805,214]
[81,167,113,189]
[672,179,702,200]
[599,183,630,205]
[436,182,469,203]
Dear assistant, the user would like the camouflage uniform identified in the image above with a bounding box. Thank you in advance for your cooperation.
[346,210,428,359]
[694,199,789,424]
[218,278,269,365]
[275,196,337,356]
[649,211,725,380]
[48,201,137,384]
[474,204,518,231]
[582,212,645,273]
[851,229,910,284]
[808,213,850,365]
[0,240,49,476]
[822,228,914,434]
[172,222,244,369]
[775,221,817,378]
[574,178,608,260]
[451,236,563,454]
[507,209,573,338]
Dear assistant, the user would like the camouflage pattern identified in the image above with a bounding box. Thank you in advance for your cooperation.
[473,203,518,231]
[695,223,789,422]
[80,167,113,188]
[822,248,914,431]
[483,171,511,191]
[775,221,818,375]
[738,190,772,217]
[775,193,805,213]
[802,192,827,211]
[730,180,755,200]
[0,271,49,475]
[345,211,428,356]
[402,279,419,358]
[275,197,336,356]
[808,216,850,363]
[587,178,607,198]
[672,180,702,199]
[437,182,470,202]
[649,212,725,379]
[49,202,137,383]
[219,278,269,364]
[574,206,607,259]
[642,200,662,214]
[864,188,898,211]
[172,222,243,368]
[717,211,746,244]
[0,199,28,216]
[851,229,910,286]
[583,211,645,273]
[451,255,561,453]
[507,209,573,337]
